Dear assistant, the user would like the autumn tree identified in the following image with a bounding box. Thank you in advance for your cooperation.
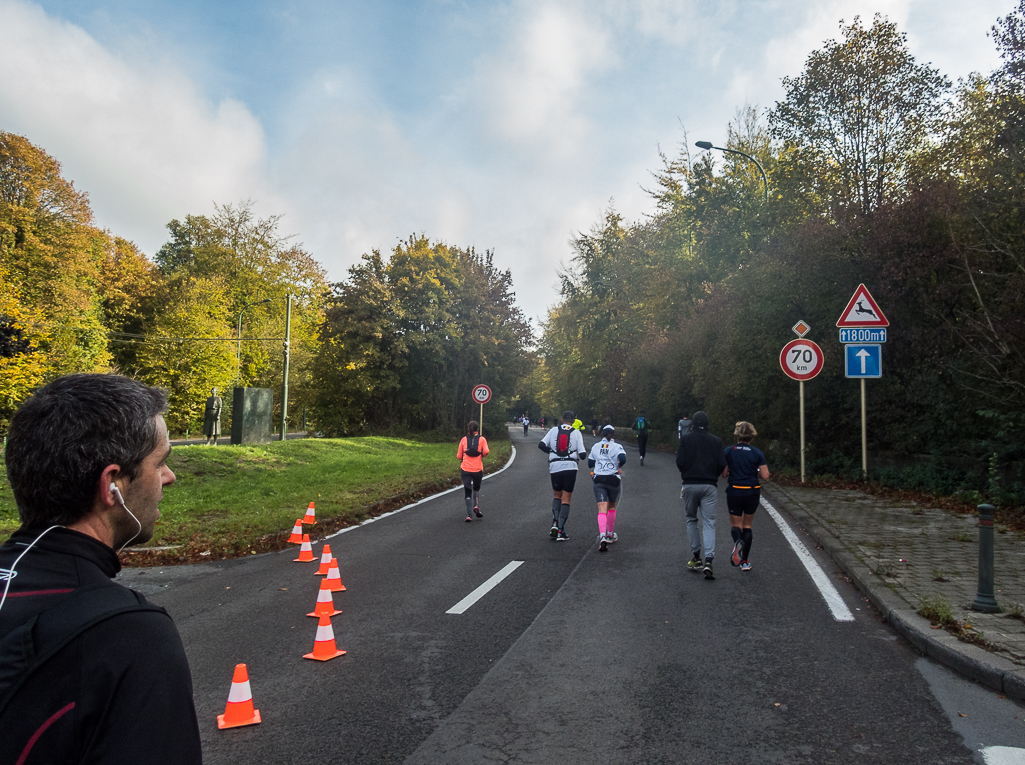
[0,132,113,425]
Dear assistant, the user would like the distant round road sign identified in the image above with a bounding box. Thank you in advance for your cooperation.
[780,339,824,381]
[472,384,492,404]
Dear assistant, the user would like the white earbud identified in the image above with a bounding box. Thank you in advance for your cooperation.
[110,483,124,504]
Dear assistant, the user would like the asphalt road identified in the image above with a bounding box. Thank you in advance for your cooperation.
[121,426,1025,764]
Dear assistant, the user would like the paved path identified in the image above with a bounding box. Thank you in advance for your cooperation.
[116,427,1025,763]
[766,483,1025,698]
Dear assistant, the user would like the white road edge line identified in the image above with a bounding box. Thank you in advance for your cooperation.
[447,561,524,615]
[324,446,517,540]
[761,497,855,623]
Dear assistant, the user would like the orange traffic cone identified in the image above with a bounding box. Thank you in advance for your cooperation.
[315,545,333,576]
[302,502,316,524]
[287,519,303,544]
[325,558,347,592]
[307,577,342,617]
[304,614,346,661]
[294,534,315,562]
[216,663,262,729]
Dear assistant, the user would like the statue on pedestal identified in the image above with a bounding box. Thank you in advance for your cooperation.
[203,387,223,445]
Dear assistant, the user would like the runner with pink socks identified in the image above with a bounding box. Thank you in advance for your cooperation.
[588,425,627,552]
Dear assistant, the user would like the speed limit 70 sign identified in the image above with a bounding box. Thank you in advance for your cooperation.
[780,339,824,381]
[471,384,492,404]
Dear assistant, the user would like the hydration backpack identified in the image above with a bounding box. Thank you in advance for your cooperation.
[636,417,649,434]
[465,435,481,457]
[555,424,574,457]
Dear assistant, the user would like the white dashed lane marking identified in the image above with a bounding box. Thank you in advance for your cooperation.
[447,561,524,615]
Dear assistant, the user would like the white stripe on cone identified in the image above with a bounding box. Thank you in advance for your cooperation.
[227,680,253,703]
[315,621,336,642]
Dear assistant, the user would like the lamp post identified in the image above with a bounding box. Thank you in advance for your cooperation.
[280,293,292,441]
[236,299,271,386]
[695,141,769,202]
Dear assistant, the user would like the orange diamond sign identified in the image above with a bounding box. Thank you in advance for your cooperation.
[792,320,811,338]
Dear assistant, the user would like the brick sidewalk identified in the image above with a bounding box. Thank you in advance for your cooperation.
[766,484,1025,668]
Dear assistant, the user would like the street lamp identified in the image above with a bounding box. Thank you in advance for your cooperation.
[236,299,271,386]
[695,141,769,203]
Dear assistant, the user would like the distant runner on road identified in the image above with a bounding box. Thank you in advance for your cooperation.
[588,425,627,552]
[633,412,651,466]
[677,414,693,497]
[457,420,489,522]
[723,421,769,571]
[591,417,599,437]
[523,416,530,436]
[538,411,587,541]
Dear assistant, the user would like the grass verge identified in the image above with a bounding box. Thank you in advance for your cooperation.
[0,437,512,566]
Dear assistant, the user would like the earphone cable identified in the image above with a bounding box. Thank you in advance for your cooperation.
[0,525,63,616]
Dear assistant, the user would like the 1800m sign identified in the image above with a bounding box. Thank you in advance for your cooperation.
[779,339,824,381]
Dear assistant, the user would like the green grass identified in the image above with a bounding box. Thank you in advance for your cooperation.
[0,437,512,563]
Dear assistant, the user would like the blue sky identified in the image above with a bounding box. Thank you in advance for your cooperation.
[0,0,1011,322]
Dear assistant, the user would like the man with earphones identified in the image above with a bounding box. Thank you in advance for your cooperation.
[0,374,202,764]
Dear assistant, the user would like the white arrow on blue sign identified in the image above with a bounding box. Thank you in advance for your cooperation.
[845,344,882,378]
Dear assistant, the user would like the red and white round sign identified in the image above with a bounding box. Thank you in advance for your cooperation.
[780,339,824,381]
[471,384,492,404]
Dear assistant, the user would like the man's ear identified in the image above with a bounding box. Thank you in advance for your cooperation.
[97,465,123,508]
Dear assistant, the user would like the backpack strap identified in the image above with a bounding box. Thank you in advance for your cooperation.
[0,582,167,715]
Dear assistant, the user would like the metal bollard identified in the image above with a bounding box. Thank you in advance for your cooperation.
[971,504,1000,613]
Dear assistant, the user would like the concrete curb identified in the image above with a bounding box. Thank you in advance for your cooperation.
[763,483,1025,702]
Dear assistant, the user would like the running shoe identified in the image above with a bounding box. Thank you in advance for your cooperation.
[640,456,644,466]
[607,532,618,543]
[474,506,483,518]
[599,535,608,552]
[731,540,743,567]
[703,557,715,580]
[740,560,751,571]
[556,531,569,541]
[687,556,703,571]
[550,524,559,538]
[465,515,472,522]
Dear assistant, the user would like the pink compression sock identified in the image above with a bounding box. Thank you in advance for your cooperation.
[607,509,616,534]
[597,512,607,535]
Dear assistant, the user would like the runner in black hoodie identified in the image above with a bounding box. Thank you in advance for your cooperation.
[675,411,726,579]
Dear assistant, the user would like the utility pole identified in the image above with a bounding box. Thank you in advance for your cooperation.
[280,293,292,441]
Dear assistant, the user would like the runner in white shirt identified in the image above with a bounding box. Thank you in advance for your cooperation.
[588,425,627,552]
[537,410,587,541]
[522,416,530,436]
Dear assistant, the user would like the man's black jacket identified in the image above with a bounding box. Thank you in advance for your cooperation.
[675,429,726,485]
[0,527,202,764]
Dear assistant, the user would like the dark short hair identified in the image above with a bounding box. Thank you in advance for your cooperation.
[5,374,168,527]
[562,411,574,421]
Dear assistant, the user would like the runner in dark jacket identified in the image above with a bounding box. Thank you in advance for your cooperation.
[675,411,726,579]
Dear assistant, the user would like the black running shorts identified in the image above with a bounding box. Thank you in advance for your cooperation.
[726,493,760,516]
[550,470,578,493]
[593,484,621,504]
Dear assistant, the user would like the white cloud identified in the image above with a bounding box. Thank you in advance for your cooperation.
[473,3,615,160]
[0,0,271,254]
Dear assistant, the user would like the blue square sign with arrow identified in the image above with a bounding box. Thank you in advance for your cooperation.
[845,344,882,378]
